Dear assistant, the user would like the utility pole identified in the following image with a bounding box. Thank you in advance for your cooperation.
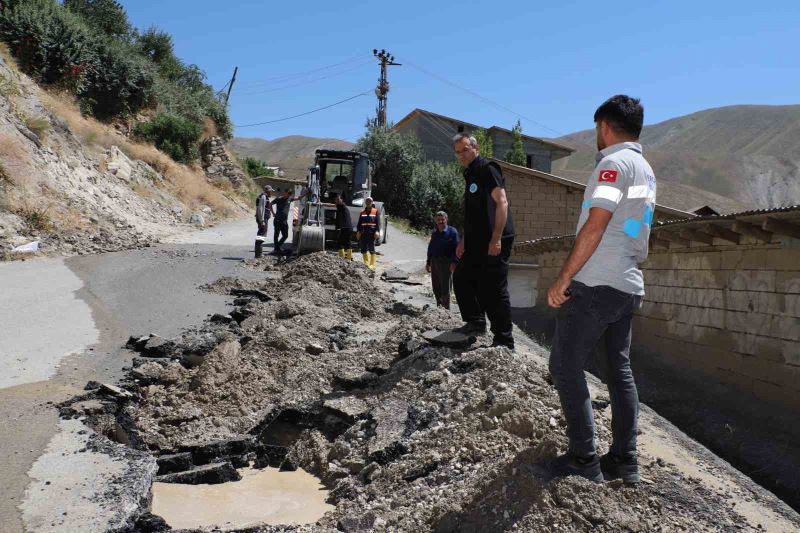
[224,66,238,106]
[372,49,400,128]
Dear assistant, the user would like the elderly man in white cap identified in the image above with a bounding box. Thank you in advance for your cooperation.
[254,184,273,258]
[355,196,379,269]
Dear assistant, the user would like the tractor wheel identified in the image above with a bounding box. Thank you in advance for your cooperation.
[296,226,325,255]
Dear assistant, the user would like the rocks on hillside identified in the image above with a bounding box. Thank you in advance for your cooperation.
[201,136,245,189]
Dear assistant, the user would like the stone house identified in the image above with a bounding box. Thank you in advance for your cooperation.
[392,108,574,173]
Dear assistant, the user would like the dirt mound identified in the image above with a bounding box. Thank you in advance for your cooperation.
[107,253,757,531]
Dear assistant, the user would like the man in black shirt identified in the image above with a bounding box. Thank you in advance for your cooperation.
[334,193,354,260]
[452,132,515,349]
[270,189,293,254]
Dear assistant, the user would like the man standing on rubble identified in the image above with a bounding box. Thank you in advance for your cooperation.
[547,95,656,484]
[426,211,459,309]
[452,133,515,349]
[271,188,307,254]
[254,184,272,258]
[334,193,354,260]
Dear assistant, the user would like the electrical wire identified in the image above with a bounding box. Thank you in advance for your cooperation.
[235,92,370,128]
[397,56,591,148]
[235,59,373,96]
[235,54,367,90]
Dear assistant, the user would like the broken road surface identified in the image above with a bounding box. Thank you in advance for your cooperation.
[2,218,800,532]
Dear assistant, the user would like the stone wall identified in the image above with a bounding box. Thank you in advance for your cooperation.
[531,236,800,415]
[201,136,245,188]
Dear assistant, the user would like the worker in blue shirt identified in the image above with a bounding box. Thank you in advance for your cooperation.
[426,211,460,309]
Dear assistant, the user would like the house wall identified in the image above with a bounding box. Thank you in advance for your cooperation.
[491,133,553,172]
[394,114,470,165]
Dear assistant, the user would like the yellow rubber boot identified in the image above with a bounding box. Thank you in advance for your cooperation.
[362,252,370,266]
[346,249,353,261]
[338,249,345,258]
[369,252,377,270]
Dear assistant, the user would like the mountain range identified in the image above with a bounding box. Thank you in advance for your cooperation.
[555,104,800,210]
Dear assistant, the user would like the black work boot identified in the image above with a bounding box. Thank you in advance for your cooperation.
[600,452,639,484]
[491,338,515,350]
[254,240,263,258]
[453,322,486,336]
[550,451,603,483]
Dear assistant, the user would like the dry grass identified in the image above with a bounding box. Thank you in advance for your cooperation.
[23,114,50,140]
[0,133,33,187]
[39,91,239,216]
[201,117,218,141]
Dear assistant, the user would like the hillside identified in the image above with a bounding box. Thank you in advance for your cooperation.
[0,50,246,257]
[555,105,800,209]
[230,135,354,179]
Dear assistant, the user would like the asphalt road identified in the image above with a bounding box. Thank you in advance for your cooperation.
[0,218,426,533]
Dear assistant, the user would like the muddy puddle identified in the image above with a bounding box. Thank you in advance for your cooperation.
[151,466,333,530]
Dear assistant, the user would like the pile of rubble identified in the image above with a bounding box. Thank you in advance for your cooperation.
[65,252,765,531]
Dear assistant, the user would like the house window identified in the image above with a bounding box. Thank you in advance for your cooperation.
[525,155,532,168]
[457,125,464,133]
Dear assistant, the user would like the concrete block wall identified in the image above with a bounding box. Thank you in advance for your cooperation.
[503,167,582,262]
[531,239,800,414]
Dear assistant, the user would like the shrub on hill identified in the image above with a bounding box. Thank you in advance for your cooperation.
[0,0,231,163]
[133,113,202,164]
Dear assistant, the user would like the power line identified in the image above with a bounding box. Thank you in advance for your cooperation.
[235,92,370,128]
[235,54,366,90]
[235,59,372,96]
[398,56,589,146]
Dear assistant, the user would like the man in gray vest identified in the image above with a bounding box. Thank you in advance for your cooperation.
[547,95,656,484]
[254,185,272,258]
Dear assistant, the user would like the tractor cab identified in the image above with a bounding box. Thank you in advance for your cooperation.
[294,149,388,255]
[314,150,372,207]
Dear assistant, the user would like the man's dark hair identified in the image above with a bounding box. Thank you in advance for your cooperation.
[593,95,643,138]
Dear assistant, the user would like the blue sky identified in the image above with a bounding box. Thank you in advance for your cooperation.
[123,0,800,143]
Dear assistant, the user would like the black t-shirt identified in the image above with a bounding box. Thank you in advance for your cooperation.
[463,156,514,254]
[335,204,353,230]
[271,196,291,222]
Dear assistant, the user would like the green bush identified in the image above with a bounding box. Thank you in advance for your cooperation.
[0,0,95,85]
[0,0,232,162]
[80,38,155,119]
[242,157,274,178]
[133,113,202,163]
[64,0,132,40]
[407,160,464,230]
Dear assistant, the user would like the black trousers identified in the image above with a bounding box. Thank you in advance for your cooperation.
[549,281,642,458]
[453,241,513,345]
[337,228,352,249]
[430,257,453,309]
[273,219,288,250]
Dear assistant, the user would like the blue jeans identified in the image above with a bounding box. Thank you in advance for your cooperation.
[548,281,642,459]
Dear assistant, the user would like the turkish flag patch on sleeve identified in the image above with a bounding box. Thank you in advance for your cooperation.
[598,169,618,182]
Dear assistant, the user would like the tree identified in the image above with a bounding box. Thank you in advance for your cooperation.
[64,0,131,39]
[242,157,275,178]
[473,127,493,159]
[504,120,526,166]
[355,123,424,214]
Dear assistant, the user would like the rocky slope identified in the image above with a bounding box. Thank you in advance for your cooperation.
[0,51,248,258]
[557,105,800,209]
